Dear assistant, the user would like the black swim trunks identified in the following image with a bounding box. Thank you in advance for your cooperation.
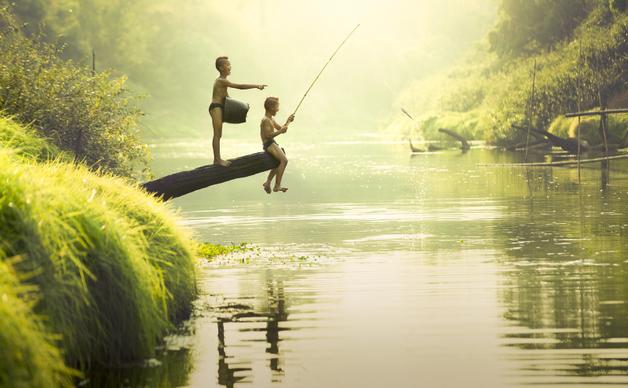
[263,139,277,151]
[208,102,224,113]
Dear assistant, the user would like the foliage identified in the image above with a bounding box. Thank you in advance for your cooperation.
[394,1,628,145]
[488,0,595,57]
[0,256,77,388]
[548,113,628,145]
[0,7,149,177]
[0,135,196,369]
[0,115,65,161]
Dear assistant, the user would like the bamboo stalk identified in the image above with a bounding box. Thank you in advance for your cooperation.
[524,60,537,162]
[565,108,628,117]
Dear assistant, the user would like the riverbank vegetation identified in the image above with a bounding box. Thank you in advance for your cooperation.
[0,7,148,177]
[0,5,200,386]
[0,116,197,381]
[390,0,628,147]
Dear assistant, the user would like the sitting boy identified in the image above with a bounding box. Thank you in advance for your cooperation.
[260,97,294,193]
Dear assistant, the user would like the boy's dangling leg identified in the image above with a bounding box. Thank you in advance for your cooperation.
[263,169,277,194]
[267,145,288,192]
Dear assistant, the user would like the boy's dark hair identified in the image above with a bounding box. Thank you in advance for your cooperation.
[215,56,229,71]
[264,97,279,110]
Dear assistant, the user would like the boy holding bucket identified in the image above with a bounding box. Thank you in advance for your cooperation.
[261,97,294,193]
[210,56,267,167]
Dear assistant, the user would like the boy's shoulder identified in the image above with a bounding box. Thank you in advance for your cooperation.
[260,116,274,127]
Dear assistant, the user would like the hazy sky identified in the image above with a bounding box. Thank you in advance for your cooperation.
[144,0,496,138]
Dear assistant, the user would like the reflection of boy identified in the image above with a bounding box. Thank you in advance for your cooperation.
[209,56,267,167]
[260,97,294,193]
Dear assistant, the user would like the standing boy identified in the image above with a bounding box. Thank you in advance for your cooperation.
[210,56,267,167]
[260,97,294,193]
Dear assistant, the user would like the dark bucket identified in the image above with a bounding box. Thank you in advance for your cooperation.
[223,97,250,124]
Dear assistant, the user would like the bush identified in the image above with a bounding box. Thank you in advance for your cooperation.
[0,7,148,177]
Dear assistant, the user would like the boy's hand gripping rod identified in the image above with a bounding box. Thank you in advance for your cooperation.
[291,24,360,117]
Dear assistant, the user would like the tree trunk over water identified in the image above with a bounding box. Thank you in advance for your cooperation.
[141,152,279,200]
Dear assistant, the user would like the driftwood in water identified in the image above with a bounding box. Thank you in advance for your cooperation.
[409,139,445,152]
[505,138,552,152]
[409,139,425,152]
[513,125,587,154]
[438,128,470,150]
[142,152,279,200]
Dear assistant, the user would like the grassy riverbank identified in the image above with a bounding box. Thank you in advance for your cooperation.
[390,1,628,146]
[0,116,197,385]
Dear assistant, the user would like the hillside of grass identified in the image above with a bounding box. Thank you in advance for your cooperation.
[0,116,197,386]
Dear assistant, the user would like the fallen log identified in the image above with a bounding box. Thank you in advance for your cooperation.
[513,125,587,154]
[504,138,551,151]
[438,128,470,150]
[141,152,279,200]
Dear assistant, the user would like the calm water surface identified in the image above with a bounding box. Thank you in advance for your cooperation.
[92,137,628,387]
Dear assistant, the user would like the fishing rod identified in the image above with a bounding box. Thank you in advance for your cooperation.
[292,23,360,116]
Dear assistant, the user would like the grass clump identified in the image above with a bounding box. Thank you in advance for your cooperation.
[548,113,628,146]
[0,116,65,162]
[0,255,76,388]
[0,145,196,369]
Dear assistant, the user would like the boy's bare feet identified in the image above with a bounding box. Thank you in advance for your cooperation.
[262,182,271,194]
[214,159,232,167]
[273,186,288,193]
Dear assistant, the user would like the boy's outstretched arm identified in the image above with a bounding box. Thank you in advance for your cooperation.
[223,79,267,90]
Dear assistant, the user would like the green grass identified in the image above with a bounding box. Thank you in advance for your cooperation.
[0,255,76,388]
[548,113,628,145]
[0,116,64,162]
[0,118,198,372]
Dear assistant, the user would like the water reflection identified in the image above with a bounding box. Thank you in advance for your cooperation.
[496,161,628,384]
[217,320,250,387]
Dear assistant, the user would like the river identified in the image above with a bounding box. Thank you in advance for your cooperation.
[90,136,628,387]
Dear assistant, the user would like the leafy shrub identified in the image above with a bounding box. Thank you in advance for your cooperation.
[0,7,148,177]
